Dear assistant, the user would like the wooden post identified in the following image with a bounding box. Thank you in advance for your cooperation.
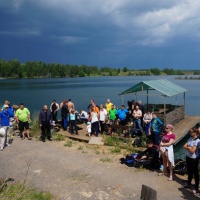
[140,184,157,200]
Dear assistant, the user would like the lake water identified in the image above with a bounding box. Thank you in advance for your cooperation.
[0,75,199,159]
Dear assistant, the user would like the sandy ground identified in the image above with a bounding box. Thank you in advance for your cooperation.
[0,133,199,200]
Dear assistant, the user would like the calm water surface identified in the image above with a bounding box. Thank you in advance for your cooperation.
[0,76,199,159]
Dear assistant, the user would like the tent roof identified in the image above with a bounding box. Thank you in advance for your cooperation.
[119,79,188,97]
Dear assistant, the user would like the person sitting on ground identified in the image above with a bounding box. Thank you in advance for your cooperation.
[79,109,88,123]
[143,109,152,135]
[109,104,117,125]
[39,105,52,142]
[116,105,129,126]
[133,139,160,169]
[132,105,143,133]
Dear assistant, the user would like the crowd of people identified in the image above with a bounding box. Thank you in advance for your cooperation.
[1,98,200,195]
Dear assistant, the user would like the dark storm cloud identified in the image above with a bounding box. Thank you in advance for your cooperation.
[1,0,200,68]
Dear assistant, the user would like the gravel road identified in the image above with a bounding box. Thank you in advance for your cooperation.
[0,136,198,200]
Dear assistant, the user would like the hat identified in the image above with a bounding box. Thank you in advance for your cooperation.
[4,105,9,108]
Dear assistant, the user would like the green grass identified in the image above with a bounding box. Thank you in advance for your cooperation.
[29,111,40,137]
[78,145,83,150]
[64,140,73,147]
[0,181,54,200]
[109,147,121,154]
[53,134,66,141]
[100,157,113,163]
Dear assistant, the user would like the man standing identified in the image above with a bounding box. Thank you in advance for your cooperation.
[105,99,113,112]
[133,105,143,133]
[15,103,31,140]
[39,105,52,142]
[109,104,117,125]
[67,99,75,112]
[116,105,129,125]
[50,100,59,124]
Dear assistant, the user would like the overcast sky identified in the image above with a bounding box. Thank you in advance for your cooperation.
[1,0,200,69]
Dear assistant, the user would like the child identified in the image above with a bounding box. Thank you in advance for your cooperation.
[69,109,78,135]
[86,122,91,137]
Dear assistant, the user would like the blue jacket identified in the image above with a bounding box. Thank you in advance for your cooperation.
[0,110,10,126]
[8,106,14,118]
[116,109,128,120]
[151,117,163,132]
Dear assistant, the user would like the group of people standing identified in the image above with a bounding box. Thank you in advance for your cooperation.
[0,101,31,150]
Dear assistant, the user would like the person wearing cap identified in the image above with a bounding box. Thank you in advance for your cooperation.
[0,105,11,150]
[15,103,31,140]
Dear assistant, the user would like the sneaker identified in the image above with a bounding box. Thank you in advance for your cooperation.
[0,147,3,151]
[47,137,52,141]
[158,173,164,176]
[6,143,11,147]
[167,177,173,181]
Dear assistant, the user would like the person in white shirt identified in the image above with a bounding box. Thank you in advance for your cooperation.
[80,110,88,123]
[99,104,107,133]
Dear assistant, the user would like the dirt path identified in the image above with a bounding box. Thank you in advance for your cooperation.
[0,136,198,200]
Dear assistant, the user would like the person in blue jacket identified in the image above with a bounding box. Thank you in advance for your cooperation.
[151,113,163,146]
[116,105,129,125]
[0,105,11,150]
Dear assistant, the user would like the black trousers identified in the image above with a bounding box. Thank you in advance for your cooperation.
[51,112,57,123]
[186,156,199,190]
[41,121,51,138]
[100,121,106,133]
[70,120,78,134]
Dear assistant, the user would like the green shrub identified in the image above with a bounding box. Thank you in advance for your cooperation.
[53,134,66,141]
[0,181,54,200]
[105,136,120,146]
[30,111,40,137]
[110,147,121,154]
[64,140,73,147]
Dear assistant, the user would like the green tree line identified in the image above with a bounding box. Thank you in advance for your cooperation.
[0,59,191,78]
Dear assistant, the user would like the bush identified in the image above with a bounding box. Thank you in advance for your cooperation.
[0,181,54,200]
[30,111,40,137]
[53,134,66,141]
